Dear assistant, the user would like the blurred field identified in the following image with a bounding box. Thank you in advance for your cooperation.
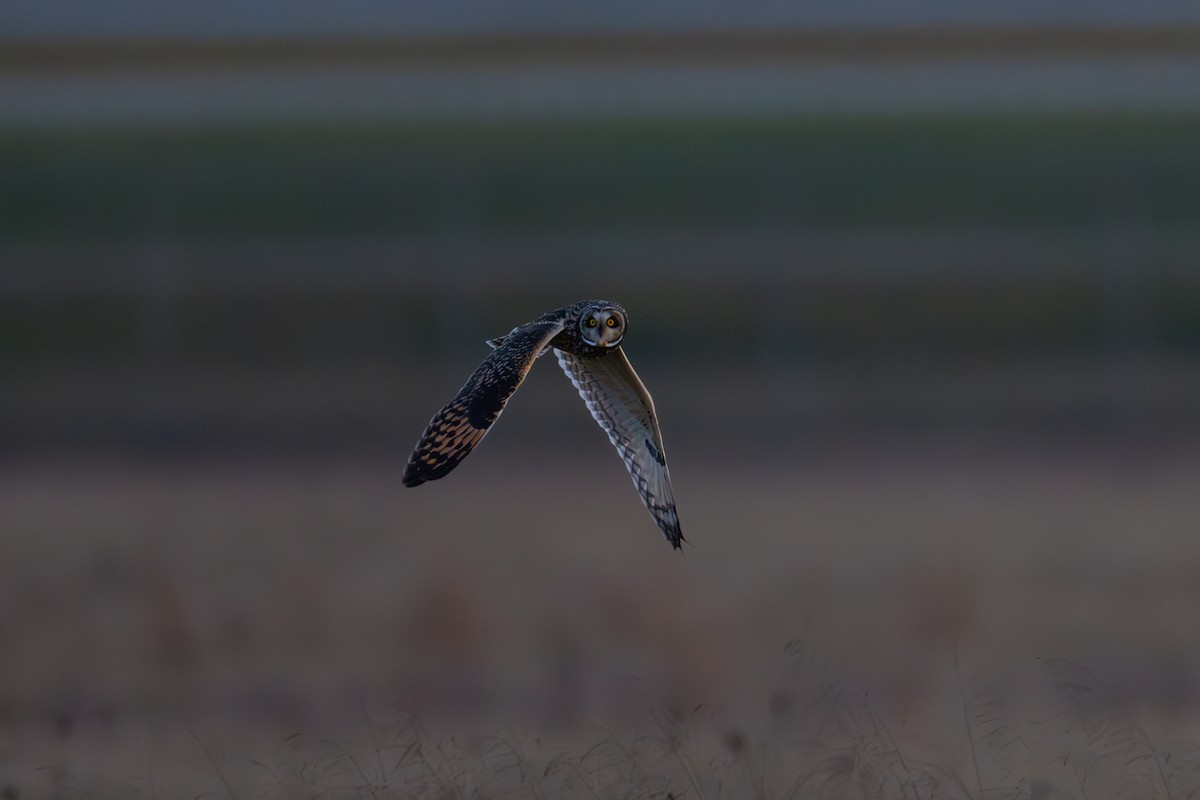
[3,441,1200,797]
[5,15,1200,797]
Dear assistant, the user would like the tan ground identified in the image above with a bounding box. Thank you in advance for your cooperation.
[2,443,1199,797]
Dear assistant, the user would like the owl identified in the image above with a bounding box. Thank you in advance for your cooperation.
[403,300,684,549]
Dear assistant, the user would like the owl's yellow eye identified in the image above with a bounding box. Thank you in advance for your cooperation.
[587,318,598,327]
[605,317,618,328]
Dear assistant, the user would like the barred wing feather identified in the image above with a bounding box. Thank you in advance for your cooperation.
[403,319,565,487]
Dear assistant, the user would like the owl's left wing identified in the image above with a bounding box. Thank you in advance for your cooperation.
[555,347,683,549]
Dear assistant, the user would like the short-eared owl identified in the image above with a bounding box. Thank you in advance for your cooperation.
[403,300,683,549]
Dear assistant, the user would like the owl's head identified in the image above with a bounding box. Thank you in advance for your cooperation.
[579,302,626,349]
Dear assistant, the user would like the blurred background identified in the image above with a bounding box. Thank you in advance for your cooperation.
[3,3,1200,797]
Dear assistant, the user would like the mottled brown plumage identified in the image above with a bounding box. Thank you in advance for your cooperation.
[403,300,684,549]
[403,314,565,486]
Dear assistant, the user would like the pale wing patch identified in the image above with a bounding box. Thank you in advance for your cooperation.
[555,347,683,549]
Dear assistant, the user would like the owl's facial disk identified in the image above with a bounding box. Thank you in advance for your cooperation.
[580,307,625,348]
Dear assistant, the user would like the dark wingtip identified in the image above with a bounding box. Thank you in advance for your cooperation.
[668,527,686,551]
[404,455,465,487]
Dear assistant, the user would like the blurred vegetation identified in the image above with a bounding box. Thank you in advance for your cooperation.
[4,113,1200,240]
[3,112,1199,449]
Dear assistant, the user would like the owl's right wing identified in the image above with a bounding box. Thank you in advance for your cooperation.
[403,318,565,487]
[555,347,683,549]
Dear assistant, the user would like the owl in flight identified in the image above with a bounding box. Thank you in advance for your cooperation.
[403,300,683,549]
